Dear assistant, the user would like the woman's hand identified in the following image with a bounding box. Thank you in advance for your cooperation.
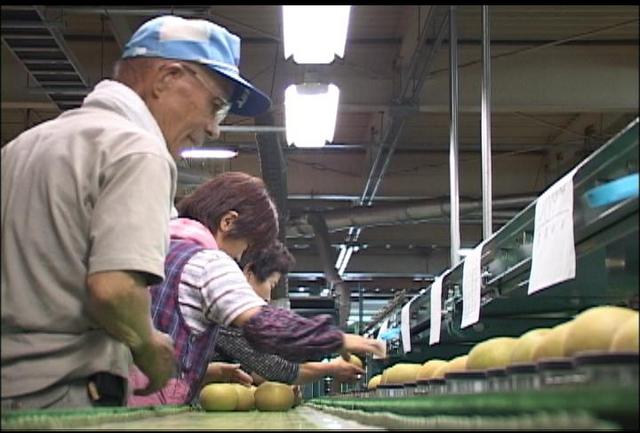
[327,357,365,382]
[204,362,253,386]
[340,333,387,360]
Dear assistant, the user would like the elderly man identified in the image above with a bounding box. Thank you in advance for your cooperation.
[1,15,271,410]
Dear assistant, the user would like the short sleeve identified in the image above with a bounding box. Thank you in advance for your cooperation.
[88,153,174,285]
[196,250,267,326]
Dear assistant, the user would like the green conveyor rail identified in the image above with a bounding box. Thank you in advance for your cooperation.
[1,404,193,430]
[310,386,638,428]
[308,403,622,430]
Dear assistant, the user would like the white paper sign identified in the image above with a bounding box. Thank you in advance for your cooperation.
[401,295,418,353]
[528,168,578,294]
[461,241,486,329]
[429,274,445,345]
[374,318,389,359]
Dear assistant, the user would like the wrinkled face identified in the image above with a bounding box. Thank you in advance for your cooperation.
[155,61,234,158]
[246,271,281,302]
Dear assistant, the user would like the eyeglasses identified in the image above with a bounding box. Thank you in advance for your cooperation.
[179,63,232,123]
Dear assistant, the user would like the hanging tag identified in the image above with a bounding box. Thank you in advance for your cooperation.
[461,240,486,329]
[374,318,389,359]
[528,168,578,295]
[401,295,418,353]
[429,274,446,345]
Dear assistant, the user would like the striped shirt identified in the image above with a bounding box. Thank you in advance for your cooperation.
[169,218,344,362]
[171,218,267,332]
[212,326,299,384]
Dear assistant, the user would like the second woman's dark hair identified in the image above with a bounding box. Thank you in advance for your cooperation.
[176,172,279,249]
[241,240,296,283]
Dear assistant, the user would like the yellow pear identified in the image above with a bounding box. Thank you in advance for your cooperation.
[199,383,238,411]
[347,354,363,368]
[610,313,639,352]
[531,321,572,361]
[367,374,382,389]
[382,363,422,384]
[232,384,255,411]
[447,355,468,373]
[254,381,295,412]
[432,355,468,379]
[467,337,518,370]
[510,329,551,364]
[380,367,391,385]
[333,353,363,369]
[564,306,637,356]
[416,359,448,380]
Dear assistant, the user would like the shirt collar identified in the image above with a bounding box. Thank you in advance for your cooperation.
[169,218,218,249]
[81,79,167,153]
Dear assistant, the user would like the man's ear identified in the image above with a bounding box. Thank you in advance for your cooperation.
[153,62,182,96]
[219,210,239,233]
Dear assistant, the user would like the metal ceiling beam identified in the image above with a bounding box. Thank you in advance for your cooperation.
[363,5,450,205]
[339,6,450,272]
[307,213,351,328]
[106,13,133,49]
[40,6,210,16]
[254,111,289,302]
[1,6,91,111]
[3,100,633,115]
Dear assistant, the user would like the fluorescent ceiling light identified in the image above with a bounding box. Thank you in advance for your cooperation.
[285,82,340,148]
[282,5,351,64]
[335,245,347,270]
[180,148,238,159]
[337,245,354,276]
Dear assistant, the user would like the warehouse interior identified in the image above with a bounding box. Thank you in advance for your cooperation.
[1,5,638,430]
[2,5,638,329]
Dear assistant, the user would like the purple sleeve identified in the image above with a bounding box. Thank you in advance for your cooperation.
[241,305,344,362]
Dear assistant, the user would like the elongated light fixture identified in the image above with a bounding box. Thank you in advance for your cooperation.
[285,82,340,148]
[180,148,238,159]
[282,5,351,64]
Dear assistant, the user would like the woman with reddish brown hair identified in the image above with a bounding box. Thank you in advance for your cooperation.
[128,172,385,407]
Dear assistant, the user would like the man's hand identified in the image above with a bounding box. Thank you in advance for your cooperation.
[132,330,176,396]
[328,357,365,383]
[341,333,387,359]
[86,271,176,396]
[205,362,253,386]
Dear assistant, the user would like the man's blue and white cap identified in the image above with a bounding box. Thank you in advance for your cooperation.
[122,15,271,117]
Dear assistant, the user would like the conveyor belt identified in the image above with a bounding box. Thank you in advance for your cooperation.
[308,403,620,430]
[90,407,379,430]
[2,406,379,430]
[3,385,637,430]
[310,384,638,430]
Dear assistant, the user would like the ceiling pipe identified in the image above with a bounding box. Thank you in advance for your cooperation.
[286,195,536,238]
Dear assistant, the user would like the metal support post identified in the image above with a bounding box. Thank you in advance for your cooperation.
[449,6,461,266]
[481,5,493,239]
